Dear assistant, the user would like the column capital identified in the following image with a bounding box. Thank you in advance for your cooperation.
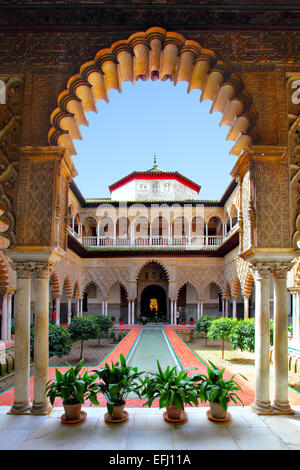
[271,262,293,280]
[249,262,272,280]
[11,261,34,278]
[33,261,52,279]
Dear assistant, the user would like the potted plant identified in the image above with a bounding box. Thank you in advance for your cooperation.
[119,316,124,326]
[197,361,247,422]
[111,316,116,326]
[93,354,143,423]
[45,359,99,424]
[141,361,202,423]
[189,317,194,326]
[180,311,186,326]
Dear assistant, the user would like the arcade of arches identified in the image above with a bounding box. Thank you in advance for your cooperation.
[0,22,300,420]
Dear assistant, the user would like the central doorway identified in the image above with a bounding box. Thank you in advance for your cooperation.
[140,284,167,318]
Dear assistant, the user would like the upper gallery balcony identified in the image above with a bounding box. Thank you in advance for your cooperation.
[68,221,238,251]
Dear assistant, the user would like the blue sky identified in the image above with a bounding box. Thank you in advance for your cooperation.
[73,80,235,200]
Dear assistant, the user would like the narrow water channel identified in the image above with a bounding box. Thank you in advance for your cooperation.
[127,327,179,374]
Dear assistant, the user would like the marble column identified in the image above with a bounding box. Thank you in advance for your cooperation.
[105,300,108,316]
[55,297,60,325]
[9,263,33,414]
[251,267,273,414]
[200,301,204,317]
[7,291,13,341]
[67,298,72,324]
[1,290,8,341]
[128,301,131,325]
[244,296,250,320]
[31,262,52,414]
[232,297,237,319]
[80,298,83,317]
[222,299,225,317]
[225,299,229,317]
[296,292,300,340]
[197,300,201,320]
[131,300,135,324]
[102,301,105,316]
[76,298,80,317]
[272,266,294,414]
[170,300,173,325]
[174,300,177,325]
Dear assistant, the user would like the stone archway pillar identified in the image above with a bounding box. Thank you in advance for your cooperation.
[9,262,33,414]
[251,266,273,414]
[1,290,8,341]
[295,292,300,340]
[80,298,83,317]
[243,296,250,319]
[225,298,229,317]
[170,299,174,325]
[197,300,201,320]
[67,297,72,324]
[31,262,52,415]
[55,297,60,325]
[6,290,14,341]
[272,265,294,414]
[232,297,237,319]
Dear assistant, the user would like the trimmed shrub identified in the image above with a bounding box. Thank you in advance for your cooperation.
[68,316,100,359]
[93,314,113,345]
[196,315,215,335]
[207,317,237,359]
[30,324,72,359]
[229,319,255,352]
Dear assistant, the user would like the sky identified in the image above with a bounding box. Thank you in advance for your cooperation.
[73,80,235,201]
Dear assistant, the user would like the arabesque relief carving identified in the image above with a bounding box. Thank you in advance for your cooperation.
[0,76,24,246]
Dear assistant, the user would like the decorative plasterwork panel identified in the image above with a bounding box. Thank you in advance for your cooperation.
[0,76,24,246]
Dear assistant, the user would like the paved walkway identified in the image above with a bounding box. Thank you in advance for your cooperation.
[0,405,299,450]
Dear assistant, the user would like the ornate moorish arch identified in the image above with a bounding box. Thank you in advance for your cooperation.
[135,259,171,281]
[48,27,260,160]
[176,281,199,300]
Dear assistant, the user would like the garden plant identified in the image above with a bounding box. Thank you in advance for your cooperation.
[68,316,100,359]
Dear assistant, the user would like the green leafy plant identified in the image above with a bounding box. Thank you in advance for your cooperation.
[229,318,255,352]
[30,324,72,359]
[179,311,186,323]
[197,361,246,411]
[68,316,100,359]
[207,317,237,359]
[141,361,202,411]
[196,315,215,345]
[45,358,99,406]
[93,314,113,345]
[93,354,143,417]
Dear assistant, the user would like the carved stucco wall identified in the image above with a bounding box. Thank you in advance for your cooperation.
[0,76,24,246]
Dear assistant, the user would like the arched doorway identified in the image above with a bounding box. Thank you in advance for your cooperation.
[140,284,167,318]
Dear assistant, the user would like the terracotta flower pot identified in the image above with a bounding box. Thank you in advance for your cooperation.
[119,321,124,325]
[63,402,82,421]
[181,321,186,326]
[166,405,182,420]
[209,401,227,420]
[190,321,194,325]
[110,401,126,420]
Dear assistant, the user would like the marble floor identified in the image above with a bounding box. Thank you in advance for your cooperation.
[0,405,299,451]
